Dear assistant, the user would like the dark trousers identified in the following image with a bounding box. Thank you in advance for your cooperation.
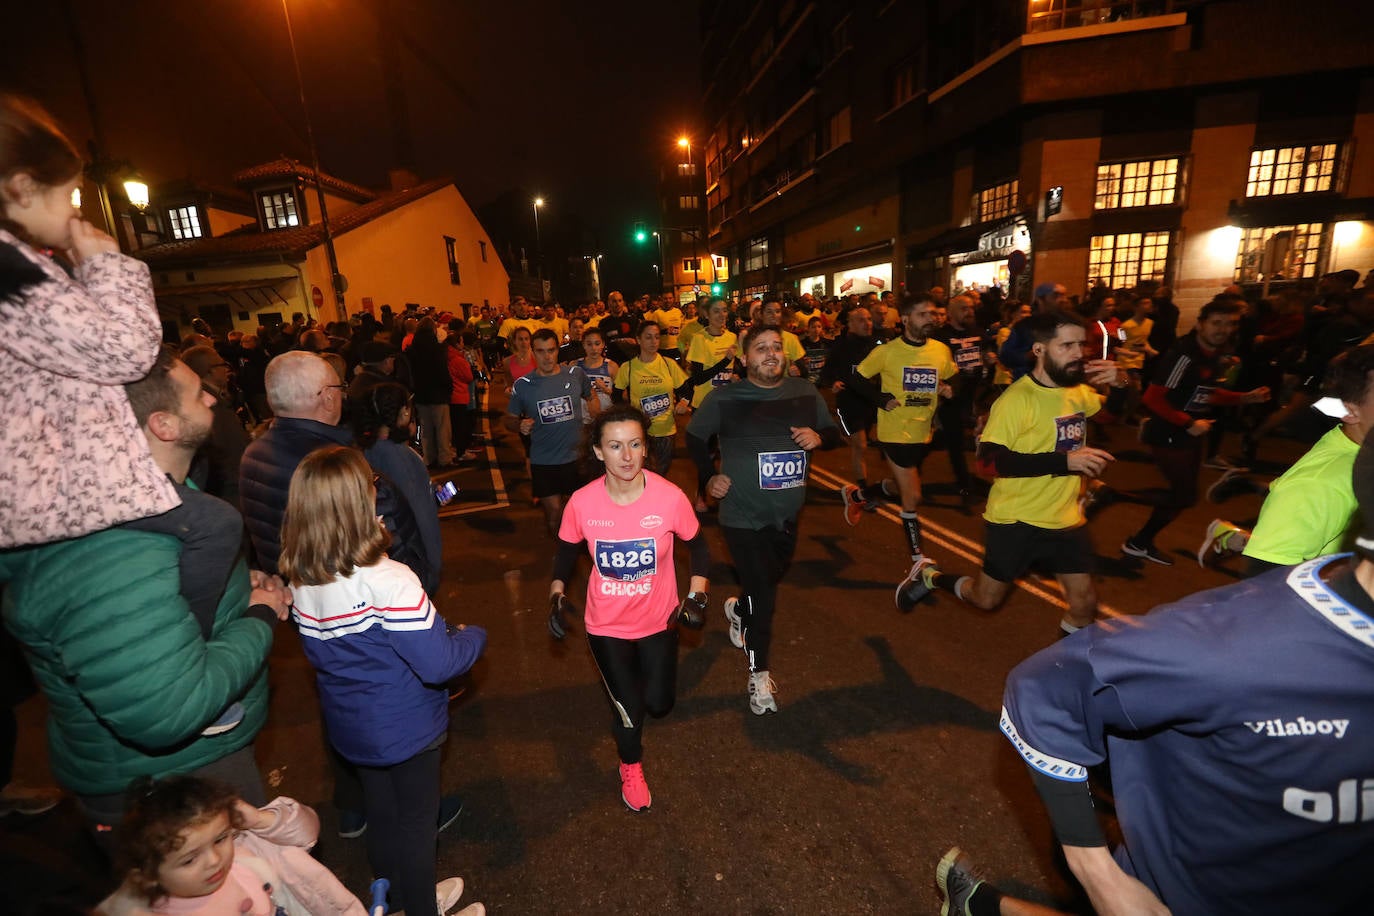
[357,744,443,916]
[1131,441,1204,546]
[449,403,475,455]
[649,435,675,475]
[935,390,975,490]
[722,523,800,673]
[587,628,679,764]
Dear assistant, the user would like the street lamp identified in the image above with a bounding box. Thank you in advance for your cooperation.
[675,136,701,295]
[532,196,544,281]
[122,177,149,211]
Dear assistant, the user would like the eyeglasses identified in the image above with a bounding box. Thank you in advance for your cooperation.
[317,383,346,396]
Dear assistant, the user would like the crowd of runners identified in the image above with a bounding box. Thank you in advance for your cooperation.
[5,92,1374,915]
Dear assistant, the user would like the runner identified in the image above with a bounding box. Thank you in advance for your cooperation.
[684,297,739,409]
[993,429,1374,914]
[647,297,685,362]
[505,329,598,536]
[1198,343,1374,573]
[614,320,690,474]
[931,294,987,506]
[548,405,710,812]
[819,305,884,508]
[840,295,957,605]
[571,326,618,418]
[686,326,842,714]
[915,311,1126,635]
[759,298,807,377]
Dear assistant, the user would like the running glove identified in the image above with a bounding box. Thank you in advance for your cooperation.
[548,592,577,640]
[676,591,709,630]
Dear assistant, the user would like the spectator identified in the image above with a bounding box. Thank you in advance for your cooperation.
[409,318,454,469]
[181,344,249,509]
[445,321,476,459]
[0,92,178,548]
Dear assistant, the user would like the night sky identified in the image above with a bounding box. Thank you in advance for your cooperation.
[1,0,701,244]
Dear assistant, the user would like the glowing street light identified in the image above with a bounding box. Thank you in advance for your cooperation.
[122,178,149,211]
[532,196,545,280]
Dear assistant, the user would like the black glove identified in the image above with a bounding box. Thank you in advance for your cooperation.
[676,591,708,630]
[548,593,577,640]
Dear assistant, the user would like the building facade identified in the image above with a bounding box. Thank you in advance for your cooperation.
[137,159,509,334]
[700,0,1374,317]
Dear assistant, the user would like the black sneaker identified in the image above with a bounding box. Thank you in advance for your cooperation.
[1122,539,1173,566]
[936,846,987,916]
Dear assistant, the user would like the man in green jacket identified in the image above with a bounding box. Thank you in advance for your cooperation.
[0,351,288,836]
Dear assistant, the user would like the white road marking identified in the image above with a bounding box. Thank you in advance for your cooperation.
[807,464,1124,619]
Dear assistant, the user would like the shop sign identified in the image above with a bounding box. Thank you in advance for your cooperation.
[949,221,1031,266]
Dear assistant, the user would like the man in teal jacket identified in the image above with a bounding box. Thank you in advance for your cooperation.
[0,352,287,834]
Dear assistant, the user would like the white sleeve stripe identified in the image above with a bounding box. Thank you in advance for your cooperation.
[999,706,1089,782]
[1164,354,1190,390]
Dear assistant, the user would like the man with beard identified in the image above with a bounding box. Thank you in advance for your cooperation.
[914,312,1123,636]
[759,297,807,377]
[687,326,841,714]
[842,296,957,606]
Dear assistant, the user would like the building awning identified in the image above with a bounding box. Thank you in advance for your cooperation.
[1226,196,1374,228]
[908,222,989,257]
[154,276,297,309]
[782,240,893,274]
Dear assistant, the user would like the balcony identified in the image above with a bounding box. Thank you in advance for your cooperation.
[1027,0,1199,33]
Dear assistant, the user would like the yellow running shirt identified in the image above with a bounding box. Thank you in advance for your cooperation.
[649,307,685,350]
[855,336,956,444]
[615,355,688,437]
[686,329,738,408]
[981,375,1102,529]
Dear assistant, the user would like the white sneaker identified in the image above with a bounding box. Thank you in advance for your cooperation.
[435,877,465,914]
[748,671,778,715]
[724,596,745,649]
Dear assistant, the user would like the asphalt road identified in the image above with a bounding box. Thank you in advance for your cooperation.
[6,384,1306,915]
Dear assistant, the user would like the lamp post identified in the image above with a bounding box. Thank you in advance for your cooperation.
[281,0,345,318]
[677,135,701,299]
[532,196,544,281]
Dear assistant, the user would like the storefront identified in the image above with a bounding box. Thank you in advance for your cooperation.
[947,219,1030,295]
[831,262,891,297]
[798,274,827,297]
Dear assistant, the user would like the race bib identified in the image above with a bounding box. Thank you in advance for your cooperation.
[667,325,680,336]
[640,392,671,418]
[758,450,807,490]
[594,537,657,582]
[1184,385,1215,412]
[1054,412,1087,453]
[951,337,982,371]
[537,395,574,424]
[711,371,732,388]
[902,366,938,392]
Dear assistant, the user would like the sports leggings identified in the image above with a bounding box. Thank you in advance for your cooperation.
[587,628,679,764]
[722,522,799,673]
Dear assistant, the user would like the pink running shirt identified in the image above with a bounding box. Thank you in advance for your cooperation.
[559,470,700,639]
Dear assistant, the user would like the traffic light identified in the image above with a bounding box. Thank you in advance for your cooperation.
[710,283,722,296]
[633,220,648,243]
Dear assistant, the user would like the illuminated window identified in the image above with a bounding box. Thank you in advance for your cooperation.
[260,191,299,230]
[677,162,697,177]
[682,258,702,272]
[1095,158,1180,209]
[1234,224,1327,283]
[679,195,700,210]
[167,206,202,240]
[1088,231,1171,289]
[973,179,1019,223]
[745,237,770,272]
[1246,144,1339,197]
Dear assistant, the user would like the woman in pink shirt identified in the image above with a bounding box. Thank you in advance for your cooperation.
[548,405,711,811]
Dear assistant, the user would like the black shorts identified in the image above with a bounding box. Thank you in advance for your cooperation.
[836,404,876,437]
[531,461,583,499]
[983,521,1094,583]
[879,441,931,469]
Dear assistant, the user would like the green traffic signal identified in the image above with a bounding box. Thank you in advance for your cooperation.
[634,230,648,243]
[710,283,722,295]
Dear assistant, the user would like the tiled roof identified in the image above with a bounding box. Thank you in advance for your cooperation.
[231,158,378,203]
[138,178,453,268]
